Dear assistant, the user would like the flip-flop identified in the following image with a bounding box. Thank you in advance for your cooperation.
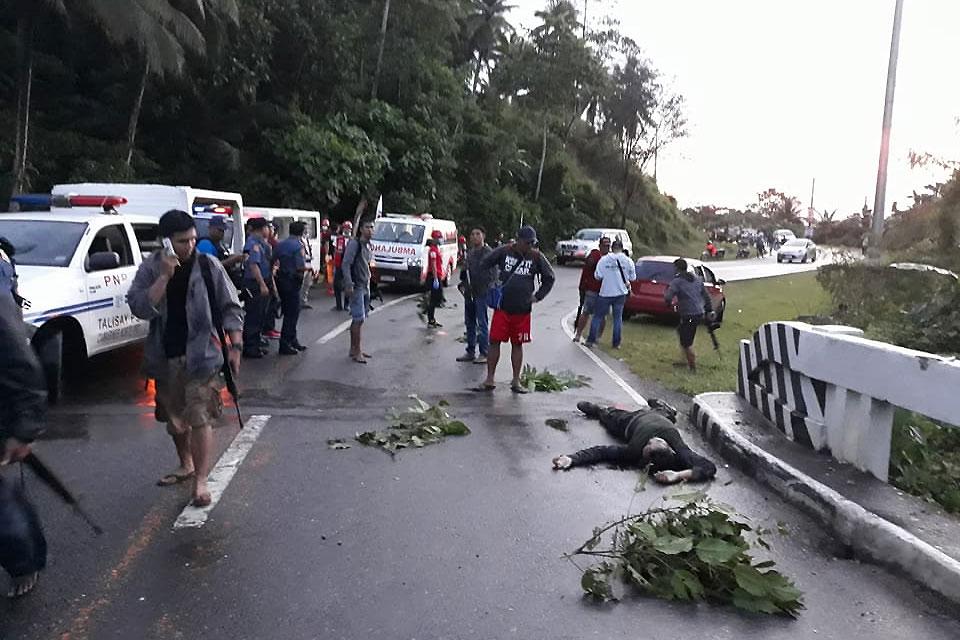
[351,355,368,364]
[510,385,531,394]
[157,471,194,487]
[470,383,496,392]
[361,352,373,359]
[191,493,212,508]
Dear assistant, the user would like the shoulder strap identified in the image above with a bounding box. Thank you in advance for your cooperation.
[199,254,225,334]
[615,256,629,287]
[500,249,522,286]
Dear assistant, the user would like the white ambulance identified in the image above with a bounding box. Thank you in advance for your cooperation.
[371,214,459,286]
[0,195,159,401]
[52,183,245,253]
[245,207,324,264]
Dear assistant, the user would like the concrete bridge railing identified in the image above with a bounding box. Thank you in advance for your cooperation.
[736,321,960,481]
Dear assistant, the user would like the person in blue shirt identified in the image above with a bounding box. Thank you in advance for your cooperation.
[196,217,243,286]
[241,218,273,358]
[275,222,310,355]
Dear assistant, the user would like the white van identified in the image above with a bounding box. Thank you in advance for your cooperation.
[52,183,245,253]
[555,228,633,265]
[245,207,323,264]
[0,196,159,401]
[371,214,459,286]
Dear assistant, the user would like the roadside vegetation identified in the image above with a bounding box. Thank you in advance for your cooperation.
[0,0,698,251]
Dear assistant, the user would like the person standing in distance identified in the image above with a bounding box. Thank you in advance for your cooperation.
[240,218,272,358]
[299,223,315,310]
[456,226,494,364]
[425,230,445,328]
[573,236,610,343]
[332,221,353,311]
[128,210,243,507]
[664,258,714,371]
[275,221,310,355]
[196,217,244,287]
[476,225,555,393]
[586,238,635,349]
[341,219,375,363]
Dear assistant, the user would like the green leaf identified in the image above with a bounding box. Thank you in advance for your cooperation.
[652,535,694,555]
[734,565,769,597]
[695,538,742,565]
[443,420,471,436]
[667,490,707,505]
[675,569,704,599]
[732,588,781,614]
[545,418,569,431]
[581,568,614,601]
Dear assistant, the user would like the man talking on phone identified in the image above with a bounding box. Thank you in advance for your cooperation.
[128,210,243,508]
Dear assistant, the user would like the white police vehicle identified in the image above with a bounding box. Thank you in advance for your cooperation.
[555,228,633,265]
[0,195,160,401]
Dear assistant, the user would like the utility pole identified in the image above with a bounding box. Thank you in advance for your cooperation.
[807,177,816,237]
[371,0,391,101]
[869,0,905,259]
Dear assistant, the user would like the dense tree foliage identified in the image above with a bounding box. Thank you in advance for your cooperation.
[0,0,696,248]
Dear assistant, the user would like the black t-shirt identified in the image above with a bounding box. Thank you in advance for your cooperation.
[163,256,194,358]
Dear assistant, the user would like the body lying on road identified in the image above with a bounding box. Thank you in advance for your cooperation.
[552,400,717,484]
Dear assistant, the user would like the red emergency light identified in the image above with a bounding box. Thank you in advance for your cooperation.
[68,195,128,208]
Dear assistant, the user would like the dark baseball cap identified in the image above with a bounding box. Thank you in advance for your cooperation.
[209,216,227,229]
[517,225,537,243]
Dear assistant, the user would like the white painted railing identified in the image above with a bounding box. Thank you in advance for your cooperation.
[737,321,960,481]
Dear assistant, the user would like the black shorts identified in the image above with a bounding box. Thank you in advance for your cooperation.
[677,315,702,348]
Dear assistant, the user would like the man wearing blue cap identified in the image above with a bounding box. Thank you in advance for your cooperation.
[476,225,555,393]
[197,217,243,286]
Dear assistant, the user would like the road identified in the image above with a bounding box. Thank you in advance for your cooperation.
[3,256,958,640]
[703,249,845,283]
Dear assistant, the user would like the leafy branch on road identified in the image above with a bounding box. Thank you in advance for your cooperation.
[519,365,590,393]
[353,396,470,455]
[570,490,804,617]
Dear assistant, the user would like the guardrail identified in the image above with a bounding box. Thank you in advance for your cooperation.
[737,321,960,481]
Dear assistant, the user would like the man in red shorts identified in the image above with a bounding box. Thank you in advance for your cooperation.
[476,225,555,393]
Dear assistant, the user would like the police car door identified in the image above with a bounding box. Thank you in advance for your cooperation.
[83,222,146,355]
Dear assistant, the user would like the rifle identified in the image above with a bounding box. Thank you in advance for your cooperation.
[575,290,585,328]
[199,255,244,429]
[23,453,103,535]
[705,315,721,353]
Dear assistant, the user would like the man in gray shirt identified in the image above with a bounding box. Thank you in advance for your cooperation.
[456,226,495,364]
[341,219,375,363]
[663,258,714,372]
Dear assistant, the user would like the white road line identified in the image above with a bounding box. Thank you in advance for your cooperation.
[315,293,420,345]
[561,310,648,407]
[173,414,271,530]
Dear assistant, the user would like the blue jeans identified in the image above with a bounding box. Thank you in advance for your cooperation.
[463,296,489,356]
[588,294,626,347]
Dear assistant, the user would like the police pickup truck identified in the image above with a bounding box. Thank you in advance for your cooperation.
[0,195,160,401]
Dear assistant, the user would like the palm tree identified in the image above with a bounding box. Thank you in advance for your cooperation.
[531,0,580,47]
[9,0,238,194]
[464,0,514,94]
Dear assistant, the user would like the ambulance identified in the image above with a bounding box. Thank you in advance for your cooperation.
[371,214,459,286]
[244,207,324,264]
[52,183,245,252]
[0,195,160,401]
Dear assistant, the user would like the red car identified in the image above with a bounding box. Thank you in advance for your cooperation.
[623,256,727,322]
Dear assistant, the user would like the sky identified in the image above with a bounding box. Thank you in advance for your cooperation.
[509,0,960,216]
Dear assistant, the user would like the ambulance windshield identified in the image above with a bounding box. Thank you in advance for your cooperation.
[373,221,426,244]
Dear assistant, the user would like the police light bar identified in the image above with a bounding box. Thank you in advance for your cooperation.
[193,204,234,215]
[67,195,128,208]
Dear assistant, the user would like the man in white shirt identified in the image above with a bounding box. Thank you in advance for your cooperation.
[585,239,636,349]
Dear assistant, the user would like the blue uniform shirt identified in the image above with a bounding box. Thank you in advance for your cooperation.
[243,236,272,282]
[0,258,15,294]
[197,238,219,258]
[276,237,305,277]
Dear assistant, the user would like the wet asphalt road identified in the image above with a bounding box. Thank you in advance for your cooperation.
[3,258,959,640]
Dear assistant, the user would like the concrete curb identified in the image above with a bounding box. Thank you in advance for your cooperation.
[692,391,960,605]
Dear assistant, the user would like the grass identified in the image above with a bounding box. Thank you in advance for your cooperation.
[609,272,833,396]
[890,409,960,514]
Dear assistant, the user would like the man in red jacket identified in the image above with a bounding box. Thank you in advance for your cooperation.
[332,221,353,311]
[425,230,445,327]
[573,236,610,343]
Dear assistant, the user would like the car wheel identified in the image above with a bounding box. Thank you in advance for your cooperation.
[777,256,783,263]
[801,255,808,263]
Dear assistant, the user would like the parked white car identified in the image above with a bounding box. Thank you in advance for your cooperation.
[555,228,633,265]
[777,238,818,263]
[245,207,323,266]
[0,197,159,401]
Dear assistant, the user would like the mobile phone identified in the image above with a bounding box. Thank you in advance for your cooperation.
[162,238,179,263]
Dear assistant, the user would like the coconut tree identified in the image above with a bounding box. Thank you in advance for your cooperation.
[464,0,514,94]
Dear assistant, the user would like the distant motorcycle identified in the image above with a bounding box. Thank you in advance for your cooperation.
[735,243,750,259]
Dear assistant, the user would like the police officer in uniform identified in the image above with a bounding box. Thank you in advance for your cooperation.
[275,222,309,355]
[241,218,273,358]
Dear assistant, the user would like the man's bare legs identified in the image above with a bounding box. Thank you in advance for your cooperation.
[682,345,696,371]
[158,426,194,486]
[483,341,501,387]
[510,342,524,387]
[574,314,605,342]
[190,425,213,506]
[349,322,367,363]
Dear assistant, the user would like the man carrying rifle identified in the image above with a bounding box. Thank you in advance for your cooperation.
[129,210,243,508]
[0,291,47,597]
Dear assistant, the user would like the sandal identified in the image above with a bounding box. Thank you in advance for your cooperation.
[470,383,496,392]
[351,355,368,364]
[157,471,194,487]
[510,384,530,394]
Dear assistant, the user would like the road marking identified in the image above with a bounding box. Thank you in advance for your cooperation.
[560,309,648,406]
[315,293,420,345]
[174,414,271,530]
